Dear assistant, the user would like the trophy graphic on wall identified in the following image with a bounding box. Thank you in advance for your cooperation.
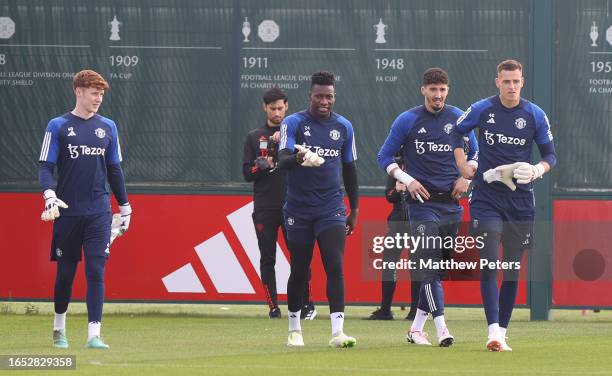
[590,21,599,47]
[374,18,387,44]
[109,15,121,41]
[242,17,251,43]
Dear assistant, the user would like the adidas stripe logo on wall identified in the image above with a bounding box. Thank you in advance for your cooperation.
[161,201,291,294]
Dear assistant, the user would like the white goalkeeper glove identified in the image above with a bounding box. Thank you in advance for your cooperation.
[483,163,521,191]
[110,203,132,243]
[40,190,68,221]
[295,144,325,167]
[513,162,546,184]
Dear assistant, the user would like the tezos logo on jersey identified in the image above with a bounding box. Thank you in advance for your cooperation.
[95,128,106,138]
[311,145,340,157]
[515,117,527,130]
[329,129,340,140]
[483,130,526,146]
[67,144,106,159]
[444,123,453,134]
[414,139,452,155]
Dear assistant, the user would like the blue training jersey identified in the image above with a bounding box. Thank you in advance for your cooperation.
[377,105,478,192]
[38,112,122,216]
[279,110,357,214]
[450,95,553,195]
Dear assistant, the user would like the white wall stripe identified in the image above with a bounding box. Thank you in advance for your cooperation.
[194,232,255,294]
[226,201,290,294]
[162,263,206,293]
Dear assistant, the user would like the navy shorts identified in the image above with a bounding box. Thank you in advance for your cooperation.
[407,201,463,224]
[283,205,346,244]
[50,212,112,262]
[469,186,535,250]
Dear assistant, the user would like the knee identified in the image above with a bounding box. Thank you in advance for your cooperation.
[289,264,309,282]
[324,259,344,280]
[85,260,106,284]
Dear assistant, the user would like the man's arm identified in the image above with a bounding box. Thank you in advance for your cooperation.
[451,106,481,179]
[343,161,359,235]
[513,110,556,184]
[385,175,402,203]
[377,112,430,201]
[38,120,68,221]
[106,122,131,240]
[242,132,271,181]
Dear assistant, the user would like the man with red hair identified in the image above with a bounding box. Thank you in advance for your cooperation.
[38,69,131,349]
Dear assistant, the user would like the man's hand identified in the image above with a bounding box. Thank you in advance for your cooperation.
[513,162,545,184]
[255,156,273,171]
[406,180,430,203]
[346,209,358,236]
[451,177,471,199]
[295,144,324,167]
[41,190,68,222]
[111,203,132,243]
[271,131,280,143]
[483,163,520,191]
[458,160,477,179]
[395,181,407,191]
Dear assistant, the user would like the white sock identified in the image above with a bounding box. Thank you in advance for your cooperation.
[488,323,500,338]
[410,309,429,332]
[88,321,101,340]
[288,311,301,332]
[53,312,66,331]
[499,327,507,339]
[433,315,447,338]
[330,312,344,335]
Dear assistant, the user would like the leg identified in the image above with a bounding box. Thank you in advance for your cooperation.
[498,219,532,330]
[280,212,315,319]
[83,213,111,349]
[54,258,78,319]
[317,226,346,315]
[285,216,315,346]
[253,210,280,313]
[317,225,356,348]
[285,233,314,346]
[380,228,403,311]
[49,215,83,349]
[286,235,315,314]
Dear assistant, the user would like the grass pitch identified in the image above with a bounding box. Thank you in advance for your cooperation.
[1,302,611,375]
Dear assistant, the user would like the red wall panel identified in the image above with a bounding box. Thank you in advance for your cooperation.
[1,193,522,306]
[552,200,612,307]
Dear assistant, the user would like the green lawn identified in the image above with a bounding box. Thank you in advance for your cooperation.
[1,302,611,375]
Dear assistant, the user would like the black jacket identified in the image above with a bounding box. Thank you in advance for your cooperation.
[242,124,286,212]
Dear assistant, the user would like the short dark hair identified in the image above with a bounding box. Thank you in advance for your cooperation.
[422,68,449,86]
[311,71,335,87]
[497,59,522,74]
[262,87,288,104]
